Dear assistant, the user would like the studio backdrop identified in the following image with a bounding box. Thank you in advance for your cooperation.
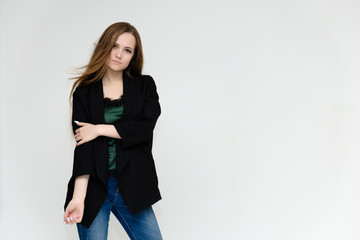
[1,0,360,239]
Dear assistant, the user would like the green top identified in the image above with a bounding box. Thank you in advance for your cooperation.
[104,97,124,171]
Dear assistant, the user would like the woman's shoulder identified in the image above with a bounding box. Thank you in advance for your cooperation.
[73,85,88,98]
[135,74,153,81]
[73,81,99,96]
[134,74,157,87]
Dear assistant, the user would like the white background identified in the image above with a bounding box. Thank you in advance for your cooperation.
[1,0,360,239]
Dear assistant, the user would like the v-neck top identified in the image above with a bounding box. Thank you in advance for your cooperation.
[104,96,124,171]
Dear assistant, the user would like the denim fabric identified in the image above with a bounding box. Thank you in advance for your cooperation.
[77,177,162,240]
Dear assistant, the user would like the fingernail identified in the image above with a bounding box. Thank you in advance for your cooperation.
[70,217,73,221]
[67,217,70,222]
[74,120,79,124]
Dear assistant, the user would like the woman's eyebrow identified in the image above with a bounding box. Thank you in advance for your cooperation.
[114,42,134,50]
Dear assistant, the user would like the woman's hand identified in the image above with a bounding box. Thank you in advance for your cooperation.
[74,121,99,146]
[63,199,84,225]
[64,175,89,225]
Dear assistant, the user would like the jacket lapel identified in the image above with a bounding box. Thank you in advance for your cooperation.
[122,74,138,120]
[116,74,135,175]
[89,80,105,124]
[89,80,108,187]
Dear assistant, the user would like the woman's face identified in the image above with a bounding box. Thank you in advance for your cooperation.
[106,32,136,73]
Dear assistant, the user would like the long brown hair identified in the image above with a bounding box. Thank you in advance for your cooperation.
[69,22,143,101]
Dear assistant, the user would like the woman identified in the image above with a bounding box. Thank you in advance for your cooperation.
[63,22,163,240]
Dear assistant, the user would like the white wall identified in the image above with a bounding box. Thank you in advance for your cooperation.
[1,0,360,239]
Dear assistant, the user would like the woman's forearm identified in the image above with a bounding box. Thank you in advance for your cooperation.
[72,175,90,201]
[96,124,121,139]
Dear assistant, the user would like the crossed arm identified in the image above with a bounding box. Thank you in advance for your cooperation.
[74,121,121,146]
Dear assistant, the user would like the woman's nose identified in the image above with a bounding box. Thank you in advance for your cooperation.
[115,49,122,58]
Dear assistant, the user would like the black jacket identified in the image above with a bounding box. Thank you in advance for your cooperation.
[64,74,161,228]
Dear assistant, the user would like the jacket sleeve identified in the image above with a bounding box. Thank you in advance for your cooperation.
[113,76,161,148]
[71,87,95,177]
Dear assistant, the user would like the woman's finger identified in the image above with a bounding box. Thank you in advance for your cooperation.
[75,121,87,126]
[69,216,76,224]
[75,217,82,223]
[76,139,84,146]
[75,135,81,141]
[64,208,71,223]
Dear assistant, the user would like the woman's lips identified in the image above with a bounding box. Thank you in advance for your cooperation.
[112,60,121,64]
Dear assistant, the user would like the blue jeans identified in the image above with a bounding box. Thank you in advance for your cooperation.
[77,177,162,240]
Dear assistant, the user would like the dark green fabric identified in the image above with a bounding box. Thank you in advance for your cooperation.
[104,99,124,171]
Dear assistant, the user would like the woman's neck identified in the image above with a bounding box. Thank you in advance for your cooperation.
[103,69,123,83]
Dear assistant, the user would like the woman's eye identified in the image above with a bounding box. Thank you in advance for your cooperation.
[113,44,117,48]
[125,49,132,53]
